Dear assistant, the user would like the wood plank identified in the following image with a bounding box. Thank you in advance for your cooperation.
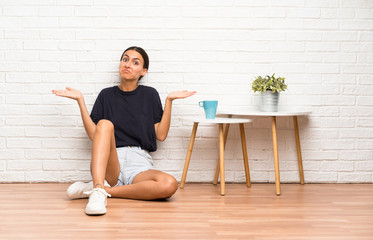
[0,183,372,239]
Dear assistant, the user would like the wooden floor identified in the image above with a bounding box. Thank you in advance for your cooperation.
[0,183,372,240]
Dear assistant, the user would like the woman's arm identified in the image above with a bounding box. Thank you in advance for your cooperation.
[52,87,96,141]
[155,90,196,141]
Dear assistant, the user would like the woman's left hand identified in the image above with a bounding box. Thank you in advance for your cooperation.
[167,90,196,101]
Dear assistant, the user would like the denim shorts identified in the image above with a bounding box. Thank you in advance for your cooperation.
[115,146,154,186]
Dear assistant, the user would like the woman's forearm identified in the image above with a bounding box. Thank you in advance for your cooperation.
[77,97,96,141]
[156,98,173,141]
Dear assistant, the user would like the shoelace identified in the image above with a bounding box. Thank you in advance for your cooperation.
[84,188,111,200]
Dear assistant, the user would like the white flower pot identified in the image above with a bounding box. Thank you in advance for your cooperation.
[261,91,279,112]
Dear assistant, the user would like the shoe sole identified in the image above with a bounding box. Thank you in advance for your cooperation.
[85,205,107,216]
[85,211,107,216]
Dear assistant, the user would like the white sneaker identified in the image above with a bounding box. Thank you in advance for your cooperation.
[66,181,111,200]
[84,188,111,216]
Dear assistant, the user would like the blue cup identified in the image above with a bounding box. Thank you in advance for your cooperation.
[199,100,218,119]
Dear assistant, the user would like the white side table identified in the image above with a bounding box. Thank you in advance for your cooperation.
[180,117,252,196]
[218,109,311,195]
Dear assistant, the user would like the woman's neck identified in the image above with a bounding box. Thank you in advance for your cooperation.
[119,80,138,92]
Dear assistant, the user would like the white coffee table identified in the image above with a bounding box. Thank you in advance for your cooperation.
[180,117,252,196]
[218,109,311,195]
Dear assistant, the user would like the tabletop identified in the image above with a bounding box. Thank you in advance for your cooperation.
[218,107,311,117]
[181,117,252,124]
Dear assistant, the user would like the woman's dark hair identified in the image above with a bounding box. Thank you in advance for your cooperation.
[120,46,149,81]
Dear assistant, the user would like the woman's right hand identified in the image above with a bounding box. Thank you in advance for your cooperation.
[52,87,83,101]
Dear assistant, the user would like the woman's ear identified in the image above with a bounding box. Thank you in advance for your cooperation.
[141,68,148,76]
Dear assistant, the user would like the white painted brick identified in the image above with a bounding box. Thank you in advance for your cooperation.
[358,75,373,85]
[306,0,339,8]
[322,96,355,106]
[0,127,24,137]
[356,161,373,171]
[342,64,373,74]
[339,151,372,161]
[338,173,372,183]
[25,171,61,182]
[319,118,355,128]
[304,172,338,183]
[360,32,373,42]
[357,96,373,106]
[24,62,59,73]
[4,30,39,39]
[321,8,355,18]
[6,95,41,105]
[341,20,373,31]
[39,6,74,16]
[305,85,340,95]
[39,51,75,62]
[342,85,373,95]
[25,127,60,138]
[39,30,75,40]
[61,171,91,182]
[3,7,38,17]
[0,150,24,160]
[43,160,89,171]
[342,42,373,53]
[6,73,40,83]
[0,172,25,183]
[322,74,356,84]
[322,140,355,150]
[25,149,59,160]
[7,160,42,171]
[23,17,59,28]
[341,107,373,117]
[60,150,91,160]
[358,53,373,63]
[6,117,41,126]
[323,53,356,63]
[356,140,373,150]
[286,8,320,18]
[304,19,339,30]
[0,161,5,171]
[323,32,357,41]
[5,51,39,61]
[356,9,373,19]
[42,139,90,149]
[60,63,95,73]
[0,17,22,28]
[59,17,93,28]
[7,138,42,149]
[304,151,338,160]
[321,161,354,172]
[357,119,373,127]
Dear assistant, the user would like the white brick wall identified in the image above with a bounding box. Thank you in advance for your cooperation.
[0,0,372,183]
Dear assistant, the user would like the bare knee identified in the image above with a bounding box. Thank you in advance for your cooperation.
[96,120,114,132]
[158,176,178,199]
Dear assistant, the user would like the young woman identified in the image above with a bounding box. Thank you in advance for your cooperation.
[52,46,196,215]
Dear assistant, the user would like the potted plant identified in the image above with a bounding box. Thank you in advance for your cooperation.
[251,74,287,112]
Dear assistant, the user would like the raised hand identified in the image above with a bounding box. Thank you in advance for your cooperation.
[167,90,196,101]
[52,87,83,101]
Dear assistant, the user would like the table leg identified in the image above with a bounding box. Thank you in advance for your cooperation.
[271,116,281,196]
[293,116,305,185]
[239,123,251,188]
[180,122,198,189]
[218,123,225,196]
[213,123,230,185]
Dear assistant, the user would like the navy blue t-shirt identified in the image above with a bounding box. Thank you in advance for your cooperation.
[90,85,163,152]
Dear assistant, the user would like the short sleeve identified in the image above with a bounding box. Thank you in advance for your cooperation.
[90,91,104,125]
[153,90,163,124]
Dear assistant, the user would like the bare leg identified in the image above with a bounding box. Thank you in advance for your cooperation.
[91,120,120,188]
[104,170,178,200]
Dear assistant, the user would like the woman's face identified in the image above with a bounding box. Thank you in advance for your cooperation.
[119,50,148,81]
